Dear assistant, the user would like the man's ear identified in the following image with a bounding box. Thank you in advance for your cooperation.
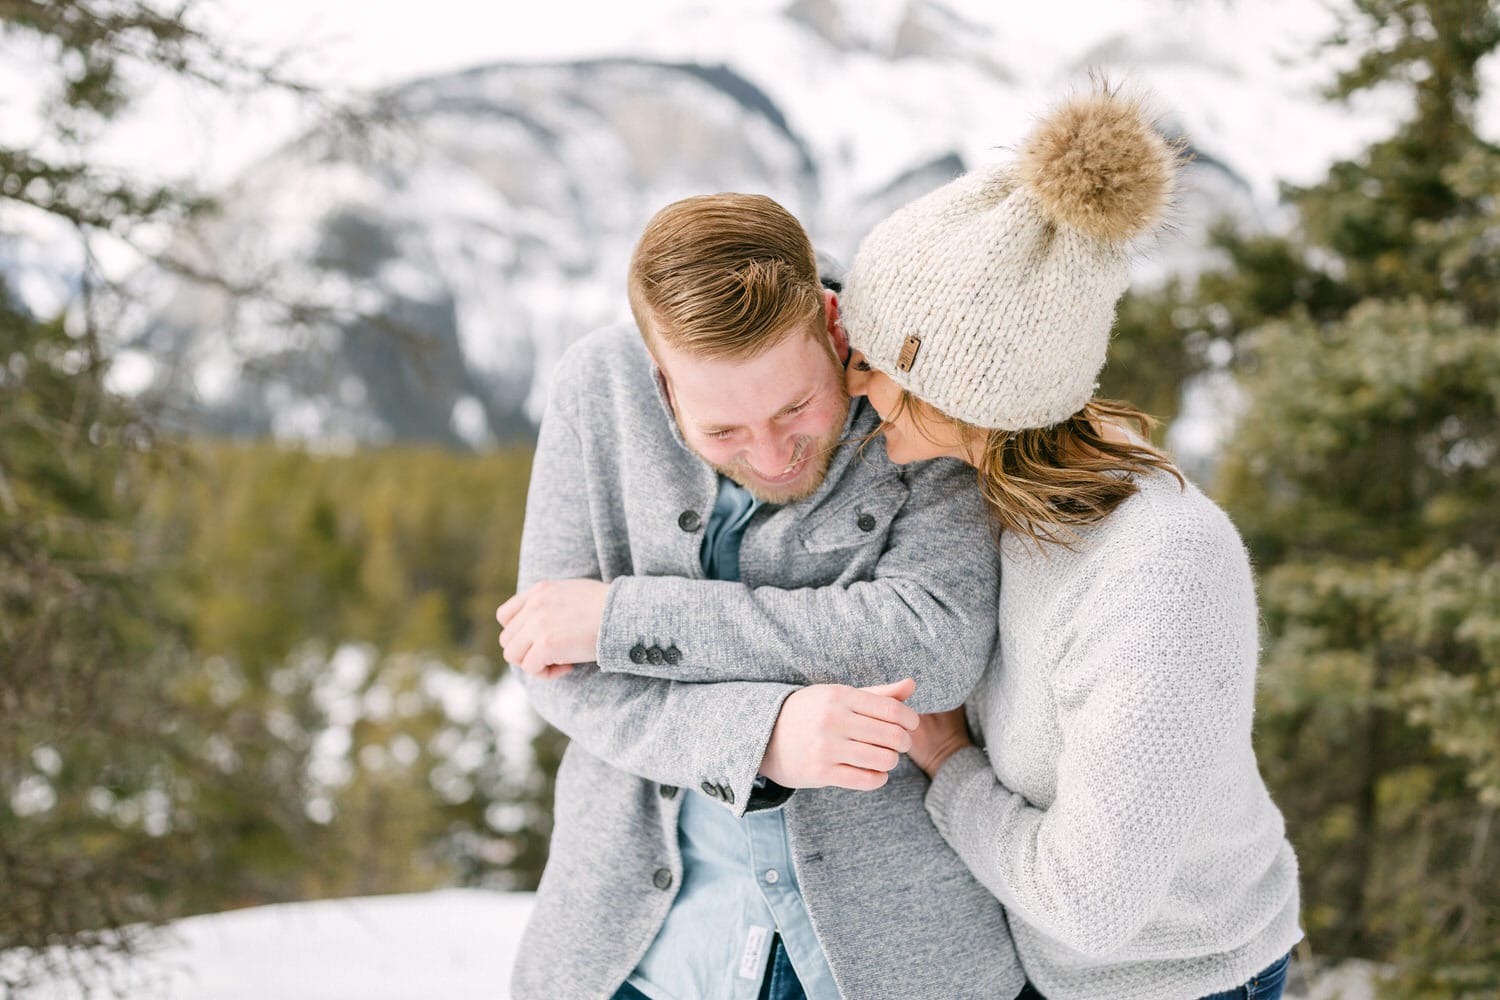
[655,367,673,408]
[823,288,848,363]
[643,326,676,409]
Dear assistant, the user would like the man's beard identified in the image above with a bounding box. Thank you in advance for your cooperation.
[687,395,850,505]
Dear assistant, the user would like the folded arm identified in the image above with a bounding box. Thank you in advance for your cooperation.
[591,459,999,713]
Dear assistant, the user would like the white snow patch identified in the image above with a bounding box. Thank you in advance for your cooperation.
[104,349,160,396]
[486,669,545,785]
[1168,370,1250,486]
[190,352,240,405]
[5,891,535,1000]
[30,745,63,777]
[450,395,496,449]
[9,774,56,817]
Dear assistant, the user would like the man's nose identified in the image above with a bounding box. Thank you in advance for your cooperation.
[747,431,798,474]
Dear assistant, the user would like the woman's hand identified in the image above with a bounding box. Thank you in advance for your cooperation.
[908,707,973,778]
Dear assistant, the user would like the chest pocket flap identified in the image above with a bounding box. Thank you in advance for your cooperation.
[799,475,910,553]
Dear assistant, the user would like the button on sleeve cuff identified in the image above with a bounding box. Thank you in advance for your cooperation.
[714,684,798,819]
[596,577,639,669]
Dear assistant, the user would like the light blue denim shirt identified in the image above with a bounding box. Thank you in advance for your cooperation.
[627,476,840,1000]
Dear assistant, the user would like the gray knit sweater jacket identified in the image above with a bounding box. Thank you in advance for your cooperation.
[926,468,1303,1000]
[512,324,1025,999]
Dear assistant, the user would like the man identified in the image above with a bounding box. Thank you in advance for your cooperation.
[497,193,1023,999]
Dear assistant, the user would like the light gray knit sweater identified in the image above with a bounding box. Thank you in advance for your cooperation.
[925,468,1302,1000]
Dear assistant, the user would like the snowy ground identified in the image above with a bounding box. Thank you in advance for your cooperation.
[10,891,531,1000]
[10,891,1380,1000]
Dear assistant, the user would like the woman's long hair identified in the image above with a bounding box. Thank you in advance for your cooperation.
[883,391,1184,549]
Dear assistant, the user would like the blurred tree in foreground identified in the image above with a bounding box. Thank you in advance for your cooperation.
[0,1,312,992]
[2,2,216,990]
[2,6,549,992]
[1135,1,1500,994]
[1,269,177,991]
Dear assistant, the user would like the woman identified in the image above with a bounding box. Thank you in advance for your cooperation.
[836,88,1302,1000]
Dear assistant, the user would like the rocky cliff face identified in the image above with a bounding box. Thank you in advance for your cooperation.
[118,0,1286,448]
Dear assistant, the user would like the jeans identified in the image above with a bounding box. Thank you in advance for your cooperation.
[755,934,807,1000]
[1014,952,1292,1000]
[609,934,806,1000]
[1198,952,1292,1000]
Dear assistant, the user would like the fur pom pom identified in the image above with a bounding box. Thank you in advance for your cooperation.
[1017,87,1176,243]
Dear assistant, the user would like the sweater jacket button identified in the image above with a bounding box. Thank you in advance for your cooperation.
[700,781,720,798]
[647,646,665,665]
[629,644,648,664]
[678,510,702,532]
[856,513,877,532]
[664,645,682,665]
[652,868,674,890]
[659,784,679,800]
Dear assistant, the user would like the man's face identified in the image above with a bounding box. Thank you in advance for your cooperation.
[655,314,850,505]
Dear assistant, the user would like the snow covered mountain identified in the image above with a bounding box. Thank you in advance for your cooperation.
[111,0,1386,448]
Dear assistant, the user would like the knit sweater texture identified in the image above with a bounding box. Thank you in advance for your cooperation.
[925,468,1302,1000]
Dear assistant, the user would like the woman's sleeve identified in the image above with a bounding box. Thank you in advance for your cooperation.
[924,538,1259,958]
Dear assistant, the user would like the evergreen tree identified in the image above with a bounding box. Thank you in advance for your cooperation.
[0,273,175,992]
[1130,1,1500,993]
[0,4,314,991]
[2,12,550,990]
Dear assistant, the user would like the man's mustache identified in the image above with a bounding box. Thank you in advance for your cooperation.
[738,431,844,478]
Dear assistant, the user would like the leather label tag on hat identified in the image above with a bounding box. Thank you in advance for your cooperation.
[897,335,922,372]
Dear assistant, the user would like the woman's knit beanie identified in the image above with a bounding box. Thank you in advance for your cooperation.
[841,85,1180,430]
